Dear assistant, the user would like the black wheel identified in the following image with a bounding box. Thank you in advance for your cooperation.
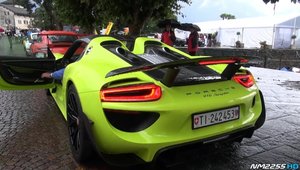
[233,137,243,143]
[67,85,94,163]
[46,89,51,96]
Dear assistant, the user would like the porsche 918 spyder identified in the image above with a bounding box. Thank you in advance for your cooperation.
[0,35,265,166]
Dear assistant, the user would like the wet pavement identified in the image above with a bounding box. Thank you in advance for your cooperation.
[0,36,299,169]
[0,36,26,56]
[0,90,78,169]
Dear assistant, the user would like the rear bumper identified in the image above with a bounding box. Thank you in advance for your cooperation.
[155,96,265,166]
[154,125,256,166]
[81,90,266,166]
[84,109,265,166]
[97,125,257,166]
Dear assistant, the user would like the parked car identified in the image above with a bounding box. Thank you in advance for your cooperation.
[29,30,79,57]
[0,36,265,166]
[0,27,5,37]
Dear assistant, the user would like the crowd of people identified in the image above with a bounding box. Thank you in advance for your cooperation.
[160,22,218,56]
[1,25,40,49]
[160,23,200,56]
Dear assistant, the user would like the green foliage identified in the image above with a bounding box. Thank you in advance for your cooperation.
[263,0,300,3]
[220,13,236,20]
[262,0,279,4]
[95,0,191,35]
[31,7,52,30]
[30,0,63,30]
[54,0,103,33]
[30,0,190,34]
[53,0,191,35]
[142,18,164,34]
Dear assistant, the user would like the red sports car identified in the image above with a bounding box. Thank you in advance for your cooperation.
[30,30,79,57]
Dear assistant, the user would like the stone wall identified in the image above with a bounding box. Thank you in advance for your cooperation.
[178,47,300,69]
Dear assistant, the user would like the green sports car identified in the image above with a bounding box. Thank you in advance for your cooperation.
[0,35,265,166]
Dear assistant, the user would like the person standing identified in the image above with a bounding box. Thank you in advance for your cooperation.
[187,27,199,56]
[207,34,212,47]
[161,24,176,46]
[6,26,13,48]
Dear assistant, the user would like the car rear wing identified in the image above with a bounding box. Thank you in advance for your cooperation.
[37,32,77,36]
[106,57,248,87]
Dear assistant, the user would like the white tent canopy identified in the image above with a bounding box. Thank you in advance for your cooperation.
[194,15,300,49]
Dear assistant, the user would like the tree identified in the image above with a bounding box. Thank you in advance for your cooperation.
[31,7,52,30]
[220,13,236,20]
[32,0,63,30]
[141,18,161,34]
[98,0,191,36]
[54,0,191,35]
[54,0,102,33]
[220,13,226,20]
[227,15,236,20]
[263,0,300,3]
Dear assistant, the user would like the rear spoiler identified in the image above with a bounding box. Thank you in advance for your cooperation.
[106,57,248,87]
[37,33,77,36]
[48,43,72,48]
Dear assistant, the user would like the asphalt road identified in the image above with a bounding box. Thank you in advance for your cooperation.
[0,36,299,170]
[0,35,26,56]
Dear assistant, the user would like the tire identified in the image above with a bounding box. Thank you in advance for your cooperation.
[67,85,94,163]
[233,137,243,143]
[46,89,51,96]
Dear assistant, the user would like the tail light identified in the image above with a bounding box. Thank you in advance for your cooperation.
[233,72,254,88]
[100,83,162,102]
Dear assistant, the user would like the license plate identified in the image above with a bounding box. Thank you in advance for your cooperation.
[192,106,240,129]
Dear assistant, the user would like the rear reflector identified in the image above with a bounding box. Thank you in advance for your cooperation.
[233,72,254,88]
[100,84,162,102]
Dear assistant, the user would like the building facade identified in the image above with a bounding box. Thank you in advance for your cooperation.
[0,3,33,30]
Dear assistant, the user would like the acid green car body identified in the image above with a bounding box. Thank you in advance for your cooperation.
[0,36,265,166]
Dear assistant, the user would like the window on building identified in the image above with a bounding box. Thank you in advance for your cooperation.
[23,20,28,24]
[18,20,22,24]
[4,11,6,15]
[5,19,11,24]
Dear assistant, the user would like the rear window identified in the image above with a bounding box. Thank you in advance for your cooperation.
[101,41,152,66]
[102,42,224,86]
[139,45,224,86]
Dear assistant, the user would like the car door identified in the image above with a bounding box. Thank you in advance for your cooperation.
[0,50,55,90]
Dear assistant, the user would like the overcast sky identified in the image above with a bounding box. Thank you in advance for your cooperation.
[178,0,300,22]
[1,0,299,23]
